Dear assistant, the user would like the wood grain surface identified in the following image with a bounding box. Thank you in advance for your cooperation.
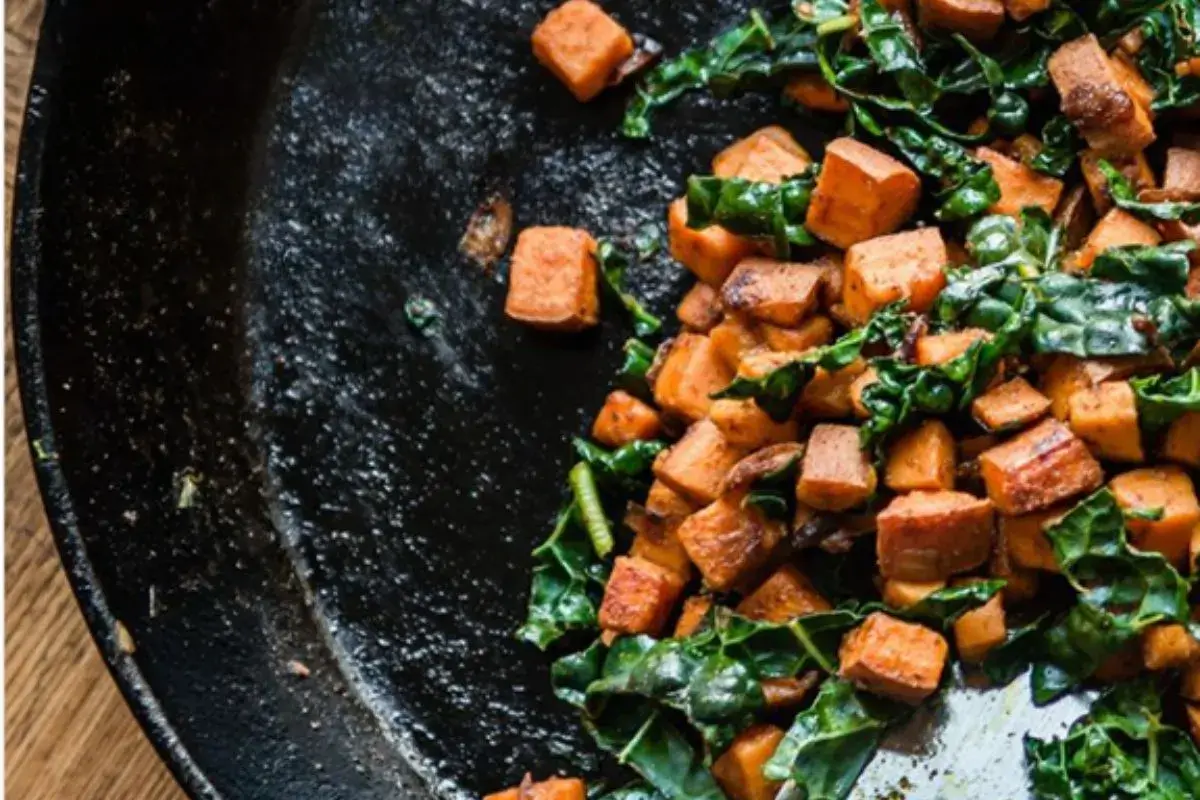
[6,0,187,796]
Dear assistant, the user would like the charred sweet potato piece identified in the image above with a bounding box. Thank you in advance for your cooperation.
[914,329,991,366]
[713,126,811,183]
[505,227,599,331]
[1110,467,1200,566]
[645,479,698,520]
[1005,0,1049,22]
[784,73,850,112]
[796,424,877,511]
[761,316,834,353]
[843,228,948,324]
[531,0,634,102]
[709,315,765,371]
[1067,381,1144,462]
[971,377,1051,432]
[1164,146,1200,196]
[761,674,820,710]
[805,138,922,249]
[654,333,734,422]
[1080,149,1155,215]
[1110,55,1156,117]
[675,595,714,638]
[978,419,1104,515]
[654,420,747,504]
[799,359,869,419]
[676,497,784,591]
[1141,624,1200,671]
[737,565,831,622]
[953,585,1007,663]
[592,390,662,448]
[1049,35,1157,156]
[877,491,995,581]
[976,146,1064,217]
[1073,208,1161,271]
[720,443,805,496]
[885,419,956,492]
[882,579,946,609]
[1000,506,1066,573]
[917,0,1004,42]
[598,556,686,637]
[676,282,723,332]
[485,777,587,800]
[669,198,757,286]
[839,612,949,704]
[709,399,799,450]
[627,506,693,580]
[1164,412,1200,469]
[712,725,786,800]
[721,258,824,327]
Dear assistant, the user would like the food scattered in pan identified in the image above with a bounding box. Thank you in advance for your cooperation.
[496,1,1200,798]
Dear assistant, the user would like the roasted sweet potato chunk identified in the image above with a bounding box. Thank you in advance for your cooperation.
[918,0,1004,42]
[709,398,799,450]
[645,479,697,520]
[839,612,949,704]
[598,556,685,637]
[843,228,948,324]
[721,258,824,327]
[592,390,662,448]
[978,419,1104,515]
[654,420,747,504]
[712,725,786,800]
[796,424,877,511]
[1039,355,1133,420]
[1164,146,1200,196]
[914,329,990,366]
[505,227,599,331]
[1164,412,1200,468]
[784,73,849,112]
[737,565,831,622]
[849,367,879,419]
[653,333,734,422]
[1080,149,1155,215]
[976,146,1064,216]
[1049,35,1156,156]
[676,282,723,332]
[1000,506,1066,573]
[676,497,784,591]
[709,315,764,371]
[531,0,633,102]
[1110,467,1200,566]
[953,586,1006,663]
[882,579,946,609]
[485,777,587,800]
[1141,624,1200,671]
[799,359,869,419]
[1073,208,1161,271]
[885,419,956,492]
[1005,0,1049,22]
[971,377,1051,432]
[675,595,714,638]
[668,198,757,286]
[713,126,811,183]
[877,491,995,581]
[627,506,693,580]
[761,316,834,353]
[1067,380,1144,462]
[805,138,922,249]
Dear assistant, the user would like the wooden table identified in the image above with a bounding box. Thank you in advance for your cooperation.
[6,1,187,796]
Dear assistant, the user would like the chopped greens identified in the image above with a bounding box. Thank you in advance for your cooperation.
[597,239,663,337]
[1098,160,1200,224]
[1131,367,1200,431]
[686,169,818,257]
[518,506,610,650]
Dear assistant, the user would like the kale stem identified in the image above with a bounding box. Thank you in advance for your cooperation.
[570,461,614,558]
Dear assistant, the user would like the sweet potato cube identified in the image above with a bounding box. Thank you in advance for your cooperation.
[1164,412,1200,469]
[1164,146,1200,195]
[1073,208,1161,271]
[1110,467,1200,566]
[1049,35,1157,156]
[1067,380,1144,462]
[721,258,824,327]
[737,565,831,622]
[531,0,633,102]
[668,198,757,286]
[736,348,798,381]
[645,479,697,520]
[676,282,723,332]
[713,126,811,183]
[676,497,784,591]
[505,227,599,331]
[849,367,879,419]
[914,329,990,366]
[796,424,877,511]
[799,359,869,419]
[709,316,764,371]
[1141,624,1200,671]
[675,595,714,638]
[784,73,849,112]
[1001,507,1066,573]
[918,0,1004,42]
[654,420,746,504]
[805,138,921,249]
[712,725,786,800]
[978,419,1104,515]
[839,612,949,704]
[877,491,995,580]
[842,228,948,324]
[1039,355,1123,420]
[761,675,819,710]
[882,579,946,609]
[709,398,799,450]
[627,508,693,580]
[653,333,734,422]
[1080,149,1155,215]
[1005,0,1050,22]
[761,316,834,353]
[592,390,662,448]
[1110,56,1156,117]
[598,556,685,637]
[972,377,1051,432]
[947,582,1005,663]
[976,146,1064,217]
[885,419,956,492]
[485,777,587,800]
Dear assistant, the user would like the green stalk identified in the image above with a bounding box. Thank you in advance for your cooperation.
[570,461,614,558]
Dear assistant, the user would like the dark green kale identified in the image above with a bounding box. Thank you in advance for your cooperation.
[889,126,1001,221]
[596,239,663,337]
[885,580,1006,631]
[1098,160,1200,224]
[572,438,667,496]
[685,169,818,258]
[858,0,938,110]
[617,338,657,393]
[1117,1,1200,113]
[1130,367,1200,431]
[1025,679,1200,799]
[1029,116,1079,177]
[403,296,440,334]
[983,615,1050,686]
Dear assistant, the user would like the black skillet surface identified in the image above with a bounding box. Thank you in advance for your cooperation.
[13,1,1090,798]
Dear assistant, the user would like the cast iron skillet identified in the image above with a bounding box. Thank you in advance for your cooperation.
[13,1,1090,797]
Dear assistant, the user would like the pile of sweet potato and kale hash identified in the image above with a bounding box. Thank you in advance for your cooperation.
[489,1,1200,799]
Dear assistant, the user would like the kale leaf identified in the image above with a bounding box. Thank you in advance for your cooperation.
[596,239,663,337]
[617,338,657,393]
[1029,115,1079,177]
[1099,160,1200,224]
[889,126,1001,221]
[686,169,818,258]
[1131,367,1200,431]
[573,438,667,496]
[886,580,1006,631]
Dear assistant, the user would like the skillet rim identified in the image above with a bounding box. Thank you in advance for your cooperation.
[10,1,214,796]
